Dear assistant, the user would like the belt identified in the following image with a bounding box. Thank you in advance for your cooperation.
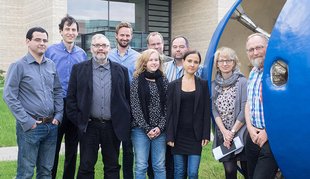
[89,117,111,124]
[28,113,53,123]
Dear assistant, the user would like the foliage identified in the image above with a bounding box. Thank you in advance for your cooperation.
[0,69,5,86]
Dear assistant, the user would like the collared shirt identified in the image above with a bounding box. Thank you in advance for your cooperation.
[108,47,140,83]
[45,41,87,96]
[3,53,64,131]
[90,59,111,120]
[163,59,203,82]
[247,67,265,129]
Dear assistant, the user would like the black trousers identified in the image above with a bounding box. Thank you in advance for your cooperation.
[52,98,79,179]
[77,120,121,179]
[122,140,134,179]
[245,134,278,179]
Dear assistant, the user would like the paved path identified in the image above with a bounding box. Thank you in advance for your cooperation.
[0,143,65,161]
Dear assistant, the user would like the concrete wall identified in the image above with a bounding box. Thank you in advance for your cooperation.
[0,0,66,72]
[171,0,218,62]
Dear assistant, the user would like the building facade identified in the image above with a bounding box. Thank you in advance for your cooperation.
[0,0,285,77]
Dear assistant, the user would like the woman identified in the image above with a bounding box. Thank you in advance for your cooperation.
[212,47,248,179]
[166,50,211,179]
[130,49,168,179]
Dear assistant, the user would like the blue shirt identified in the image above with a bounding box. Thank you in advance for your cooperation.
[163,59,202,82]
[3,53,64,131]
[45,41,87,96]
[247,67,265,129]
[108,47,140,83]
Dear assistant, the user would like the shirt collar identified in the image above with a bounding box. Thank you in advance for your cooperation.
[116,46,132,56]
[60,41,76,53]
[92,58,110,70]
[252,66,264,73]
[26,52,47,64]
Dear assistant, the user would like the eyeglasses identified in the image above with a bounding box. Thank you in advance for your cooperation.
[92,44,109,49]
[246,45,265,53]
[217,59,234,65]
[32,38,48,43]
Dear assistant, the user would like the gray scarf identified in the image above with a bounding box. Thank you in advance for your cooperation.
[214,69,244,92]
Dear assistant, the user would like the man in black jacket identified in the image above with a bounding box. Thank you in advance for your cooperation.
[66,34,131,178]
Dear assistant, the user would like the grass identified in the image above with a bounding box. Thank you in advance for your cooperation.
[0,144,246,179]
[0,88,17,147]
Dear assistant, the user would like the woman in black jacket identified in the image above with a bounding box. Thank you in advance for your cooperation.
[166,50,211,179]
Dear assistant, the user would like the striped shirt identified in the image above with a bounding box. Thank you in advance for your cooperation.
[247,67,264,129]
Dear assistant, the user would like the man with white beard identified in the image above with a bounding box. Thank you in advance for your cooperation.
[244,33,278,179]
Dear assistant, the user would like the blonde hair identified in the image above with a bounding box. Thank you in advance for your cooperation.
[214,47,240,72]
[134,49,163,77]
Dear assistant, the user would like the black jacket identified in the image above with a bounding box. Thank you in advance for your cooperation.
[66,59,131,141]
[166,76,211,142]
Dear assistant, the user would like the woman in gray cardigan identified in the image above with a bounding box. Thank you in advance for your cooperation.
[211,47,248,179]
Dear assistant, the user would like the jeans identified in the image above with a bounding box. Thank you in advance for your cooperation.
[52,98,79,179]
[77,120,121,179]
[16,121,58,179]
[174,154,201,179]
[245,135,278,179]
[131,128,166,179]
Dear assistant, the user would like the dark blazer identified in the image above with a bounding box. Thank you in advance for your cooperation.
[166,76,211,142]
[66,58,131,141]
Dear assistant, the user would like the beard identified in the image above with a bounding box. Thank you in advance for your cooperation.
[251,57,264,68]
[117,39,129,48]
[94,55,107,64]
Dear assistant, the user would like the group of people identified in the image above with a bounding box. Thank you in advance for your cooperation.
[2,14,279,179]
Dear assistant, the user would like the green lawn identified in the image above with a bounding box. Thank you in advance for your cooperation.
[0,144,247,179]
[0,145,237,179]
[0,88,17,147]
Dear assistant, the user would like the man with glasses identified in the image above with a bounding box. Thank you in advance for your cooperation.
[108,21,140,179]
[66,34,131,178]
[3,27,63,178]
[244,33,278,178]
[45,15,87,179]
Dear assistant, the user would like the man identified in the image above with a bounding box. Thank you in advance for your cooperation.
[147,32,173,62]
[245,33,278,179]
[108,21,140,179]
[66,34,131,178]
[45,15,87,179]
[164,35,202,82]
[3,27,63,178]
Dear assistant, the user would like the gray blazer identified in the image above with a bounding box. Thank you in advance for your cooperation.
[211,76,248,154]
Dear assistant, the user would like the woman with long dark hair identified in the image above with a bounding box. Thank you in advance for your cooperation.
[166,50,211,179]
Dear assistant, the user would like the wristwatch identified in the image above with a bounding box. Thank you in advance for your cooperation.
[231,129,236,134]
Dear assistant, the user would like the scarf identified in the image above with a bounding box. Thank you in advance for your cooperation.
[138,70,166,124]
[214,69,244,92]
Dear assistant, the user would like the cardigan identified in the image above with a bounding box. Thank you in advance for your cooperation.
[211,76,248,154]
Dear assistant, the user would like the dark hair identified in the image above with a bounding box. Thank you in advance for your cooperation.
[183,50,202,63]
[59,14,79,31]
[171,35,189,48]
[26,27,48,40]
